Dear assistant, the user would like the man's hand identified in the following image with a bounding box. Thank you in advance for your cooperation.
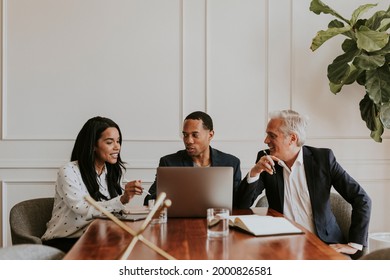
[329,243,358,255]
[250,154,279,177]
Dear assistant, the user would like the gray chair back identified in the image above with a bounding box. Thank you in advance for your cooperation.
[255,195,269,207]
[329,192,352,241]
[359,247,390,260]
[9,197,54,244]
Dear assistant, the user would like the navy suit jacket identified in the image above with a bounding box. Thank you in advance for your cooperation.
[236,146,371,246]
[144,147,242,207]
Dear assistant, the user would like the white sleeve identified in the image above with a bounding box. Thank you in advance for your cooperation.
[57,164,126,220]
[246,172,260,184]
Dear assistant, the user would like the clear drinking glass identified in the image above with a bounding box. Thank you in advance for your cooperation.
[207,208,229,238]
[148,199,167,224]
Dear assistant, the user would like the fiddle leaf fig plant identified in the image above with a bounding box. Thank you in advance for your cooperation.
[310,0,390,142]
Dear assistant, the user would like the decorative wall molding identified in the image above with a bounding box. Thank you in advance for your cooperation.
[1,158,390,172]
[0,159,159,169]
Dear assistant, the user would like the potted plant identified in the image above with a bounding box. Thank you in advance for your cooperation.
[310,0,390,142]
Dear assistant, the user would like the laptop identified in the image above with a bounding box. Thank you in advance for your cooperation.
[156,166,233,218]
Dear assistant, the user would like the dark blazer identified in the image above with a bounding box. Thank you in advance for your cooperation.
[236,146,371,247]
[144,147,242,207]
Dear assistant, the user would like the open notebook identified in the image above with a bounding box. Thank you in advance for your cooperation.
[91,212,148,221]
[229,215,303,237]
[90,206,149,221]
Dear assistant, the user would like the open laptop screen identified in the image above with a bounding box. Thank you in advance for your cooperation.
[156,166,233,218]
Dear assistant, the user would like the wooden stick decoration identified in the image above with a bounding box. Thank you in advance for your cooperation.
[119,193,172,260]
[120,198,172,260]
[139,192,167,230]
[84,193,175,260]
[140,199,172,232]
[119,234,139,260]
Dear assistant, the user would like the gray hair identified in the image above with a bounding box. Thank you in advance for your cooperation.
[269,109,308,147]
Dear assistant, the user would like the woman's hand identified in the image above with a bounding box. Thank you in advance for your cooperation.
[120,179,143,204]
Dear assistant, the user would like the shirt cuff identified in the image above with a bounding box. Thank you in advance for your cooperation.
[246,172,260,184]
[348,242,363,251]
[114,196,127,210]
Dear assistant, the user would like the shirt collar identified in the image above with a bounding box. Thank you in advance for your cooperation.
[295,147,304,166]
[97,164,107,178]
[278,147,304,171]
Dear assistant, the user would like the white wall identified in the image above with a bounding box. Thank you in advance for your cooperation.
[1,0,389,247]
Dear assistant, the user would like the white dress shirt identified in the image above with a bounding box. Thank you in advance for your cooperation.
[246,149,315,233]
[279,148,316,233]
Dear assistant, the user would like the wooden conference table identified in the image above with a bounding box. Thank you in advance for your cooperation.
[64,208,348,260]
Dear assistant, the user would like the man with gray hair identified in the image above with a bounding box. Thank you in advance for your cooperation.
[236,109,371,259]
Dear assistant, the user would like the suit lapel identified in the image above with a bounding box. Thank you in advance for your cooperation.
[276,166,285,213]
[303,147,316,202]
[180,150,195,166]
[263,165,284,213]
[209,147,217,166]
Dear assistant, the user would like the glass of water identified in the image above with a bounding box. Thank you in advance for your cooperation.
[207,208,229,238]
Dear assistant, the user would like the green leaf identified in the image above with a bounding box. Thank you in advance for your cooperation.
[356,26,389,52]
[359,93,378,130]
[328,60,350,85]
[353,53,386,70]
[351,4,377,26]
[379,102,390,129]
[327,45,360,84]
[354,19,368,31]
[366,9,390,31]
[310,0,350,24]
[359,93,383,142]
[310,27,351,51]
[329,19,356,38]
[344,65,363,85]
[365,65,390,104]
[370,118,384,142]
[356,71,366,86]
[329,82,343,94]
[378,18,390,32]
[328,65,362,94]
[341,39,357,52]
[328,19,344,28]
[371,40,390,55]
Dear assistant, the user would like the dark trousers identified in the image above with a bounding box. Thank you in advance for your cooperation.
[43,237,79,253]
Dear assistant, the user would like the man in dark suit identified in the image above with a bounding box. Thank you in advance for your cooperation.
[236,109,371,258]
[144,111,242,207]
